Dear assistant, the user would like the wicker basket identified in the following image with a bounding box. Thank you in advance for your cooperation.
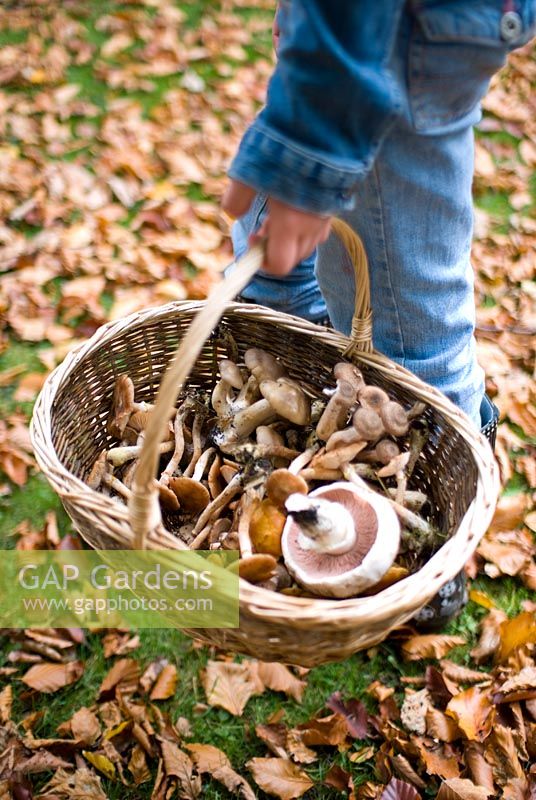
[31,221,499,667]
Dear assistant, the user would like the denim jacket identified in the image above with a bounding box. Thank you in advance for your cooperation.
[228,0,536,215]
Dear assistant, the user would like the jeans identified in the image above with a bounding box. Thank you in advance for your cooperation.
[228,4,536,429]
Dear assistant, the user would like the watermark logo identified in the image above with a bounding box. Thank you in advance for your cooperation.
[1,550,239,629]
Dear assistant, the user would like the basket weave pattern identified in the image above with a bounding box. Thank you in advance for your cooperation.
[31,227,499,666]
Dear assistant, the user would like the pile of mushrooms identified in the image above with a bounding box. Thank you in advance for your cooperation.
[87,351,441,598]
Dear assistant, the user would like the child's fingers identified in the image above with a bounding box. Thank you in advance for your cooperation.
[222,180,256,219]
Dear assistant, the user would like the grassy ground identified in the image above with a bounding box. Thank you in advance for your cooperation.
[0,2,534,798]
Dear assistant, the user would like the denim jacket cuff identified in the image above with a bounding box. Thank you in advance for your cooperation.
[228,121,368,215]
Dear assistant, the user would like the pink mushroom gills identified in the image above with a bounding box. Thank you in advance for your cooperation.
[281,482,400,598]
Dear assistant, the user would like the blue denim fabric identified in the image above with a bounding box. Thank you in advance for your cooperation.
[229,1,535,427]
[229,0,536,214]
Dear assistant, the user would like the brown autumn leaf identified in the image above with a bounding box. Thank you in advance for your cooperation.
[0,685,12,723]
[22,660,84,693]
[478,528,534,576]
[390,754,426,789]
[35,767,108,800]
[139,657,168,693]
[246,757,314,800]
[186,743,256,800]
[324,764,351,792]
[102,631,140,659]
[425,708,460,743]
[202,660,261,716]
[494,665,536,702]
[326,691,369,738]
[253,662,306,703]
[255,723,288,758]
[488,493,530,534]
[70,707,101,745]
[471,608,508,663]
[379,778,422,800]
[464,741,495,791]
[285,729,318,765]
[150,663,177,700]
[498,611,536,663]
[98,658,140,699]
[445,687,495,741]
[160,740,201,798]
[401,635,466,661]
[411,738,460,779]
[128,743,151,785]
[296,713,349,746]
[438,660,491,684]
[435,777,493,800]
[484,724,526,785]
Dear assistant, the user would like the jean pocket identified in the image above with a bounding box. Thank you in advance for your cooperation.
[408,0,536,133]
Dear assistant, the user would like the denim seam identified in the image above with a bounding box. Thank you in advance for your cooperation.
[371,160,406,367]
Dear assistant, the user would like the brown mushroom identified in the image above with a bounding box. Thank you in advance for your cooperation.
[211,359,244,417]
[106,440,174,468]
[168,447,215,513]
[358,385,389,413]
[316,379,357,441]
[357,439,400,465]
[282,482,400,598]
[191,471,243,536]
[265,469,308,510]
[333,362,365,393]
[380,401,409,437]
[352,407,385,441]
[377,451,410,506]
[106,375,151,439]
[244,348,286,382]
[249,499,286,557]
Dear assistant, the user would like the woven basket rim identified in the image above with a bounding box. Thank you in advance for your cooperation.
[31,299,500,622]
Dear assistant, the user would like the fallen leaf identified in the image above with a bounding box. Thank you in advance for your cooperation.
[446,687,494,741]
[253,662,306,703]
[98,658,140,699]
[0,685,12,723]
[324,764,351,792]
[202,660,260,716]
[435,777,493,799]
[128,744,151,785]
[187,743,256,799]
[484,724,526,785]
[464,741,495,792]
[498,611,536,663]
[246,757,313,800]
[150,663,177,700]
[70,707,101,745]
[471,608,508,663]
[296,713,349,746]
[83,751,116,779]
[326,691,369,738]
[402,635,466,661]
[22,661,84,693]
[160,740,201,798]
[425,708,460,742]
[379,777,422,799]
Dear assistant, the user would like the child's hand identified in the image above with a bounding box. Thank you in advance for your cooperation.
[222,179,332,276]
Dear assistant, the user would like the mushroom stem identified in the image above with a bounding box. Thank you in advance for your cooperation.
[191,447,216,482]
[316,379,357,441]
[285,493,357,555]
[217,398,276,444]
[237,489,259,558]
[232,374,260,412]
[190,525,212,550]
[107,441,174,467]
[218,442,300,462]
[183,412,204,477]
[310,441,366,471]
[191,472,243,535]
[160,405,187,485]
[288,446,318,475]
[103,474,132,499]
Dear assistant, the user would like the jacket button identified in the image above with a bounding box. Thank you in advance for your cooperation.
[500,10,523,41]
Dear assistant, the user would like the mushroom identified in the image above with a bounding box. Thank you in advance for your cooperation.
[232,374,261,412]
[159,399,195,485]
[256,563,293,592]
[87,451,131,500]
[333,362,366,393]
[309,440,366,471]
[316,379,357,441]
[244,348,286,382]
[106,375,151,439]
[215,378,310,445]
[358,385,389,413]
[281,482,400,598]
[325,407,384,452]
[357,439,400,465]
[377,451,410,506]
[168,447,215,513]
[106,440,174,468]
[249,499,286,557]
[211,359,244,417]
[183,410,206,477]
[380,401,409,437]
[191,471,243,535]
[265,468,308,510]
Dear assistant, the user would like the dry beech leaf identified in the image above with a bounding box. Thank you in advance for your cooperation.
[36,767,108,800]
[0,685,12,722]
[22,660,84,693]
[254,662,306,703]
[202,660,261,716]
[324,764,351,792]
[98,658,140,699]
[255,723,288,758]
[286,729,318,765]
[411,738,460,780]
[484,724,525,784]
[247,757,313,800]
[150,663,177,700]
[498,611,536,662]
[425,708,460,743]
[128,743,151,785]
[445,687,495,741]
[379,777,422,800]
[402,635,466,661]
[140,657,168,693]
[464,741,495,792]
[160,740,202,798]
[438,660,491,684]
[435,777,493,800]
[326,691,369,738]
[471,608,508,663]
[186,743,256,800]
[70,707,101,745]
[296,713,349,746]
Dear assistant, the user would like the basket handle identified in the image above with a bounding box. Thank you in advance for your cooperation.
[128,220,372,548]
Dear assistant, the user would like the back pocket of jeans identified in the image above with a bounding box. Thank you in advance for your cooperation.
[408,1,534,133]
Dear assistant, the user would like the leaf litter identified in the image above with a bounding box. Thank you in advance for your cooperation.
[0,2,535,799]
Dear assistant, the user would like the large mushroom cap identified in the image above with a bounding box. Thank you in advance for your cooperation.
[219,359,244,389]
[281,482,400,598]
[169,477,210,512]
[260,379,311,426]
[244,348,286,381]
